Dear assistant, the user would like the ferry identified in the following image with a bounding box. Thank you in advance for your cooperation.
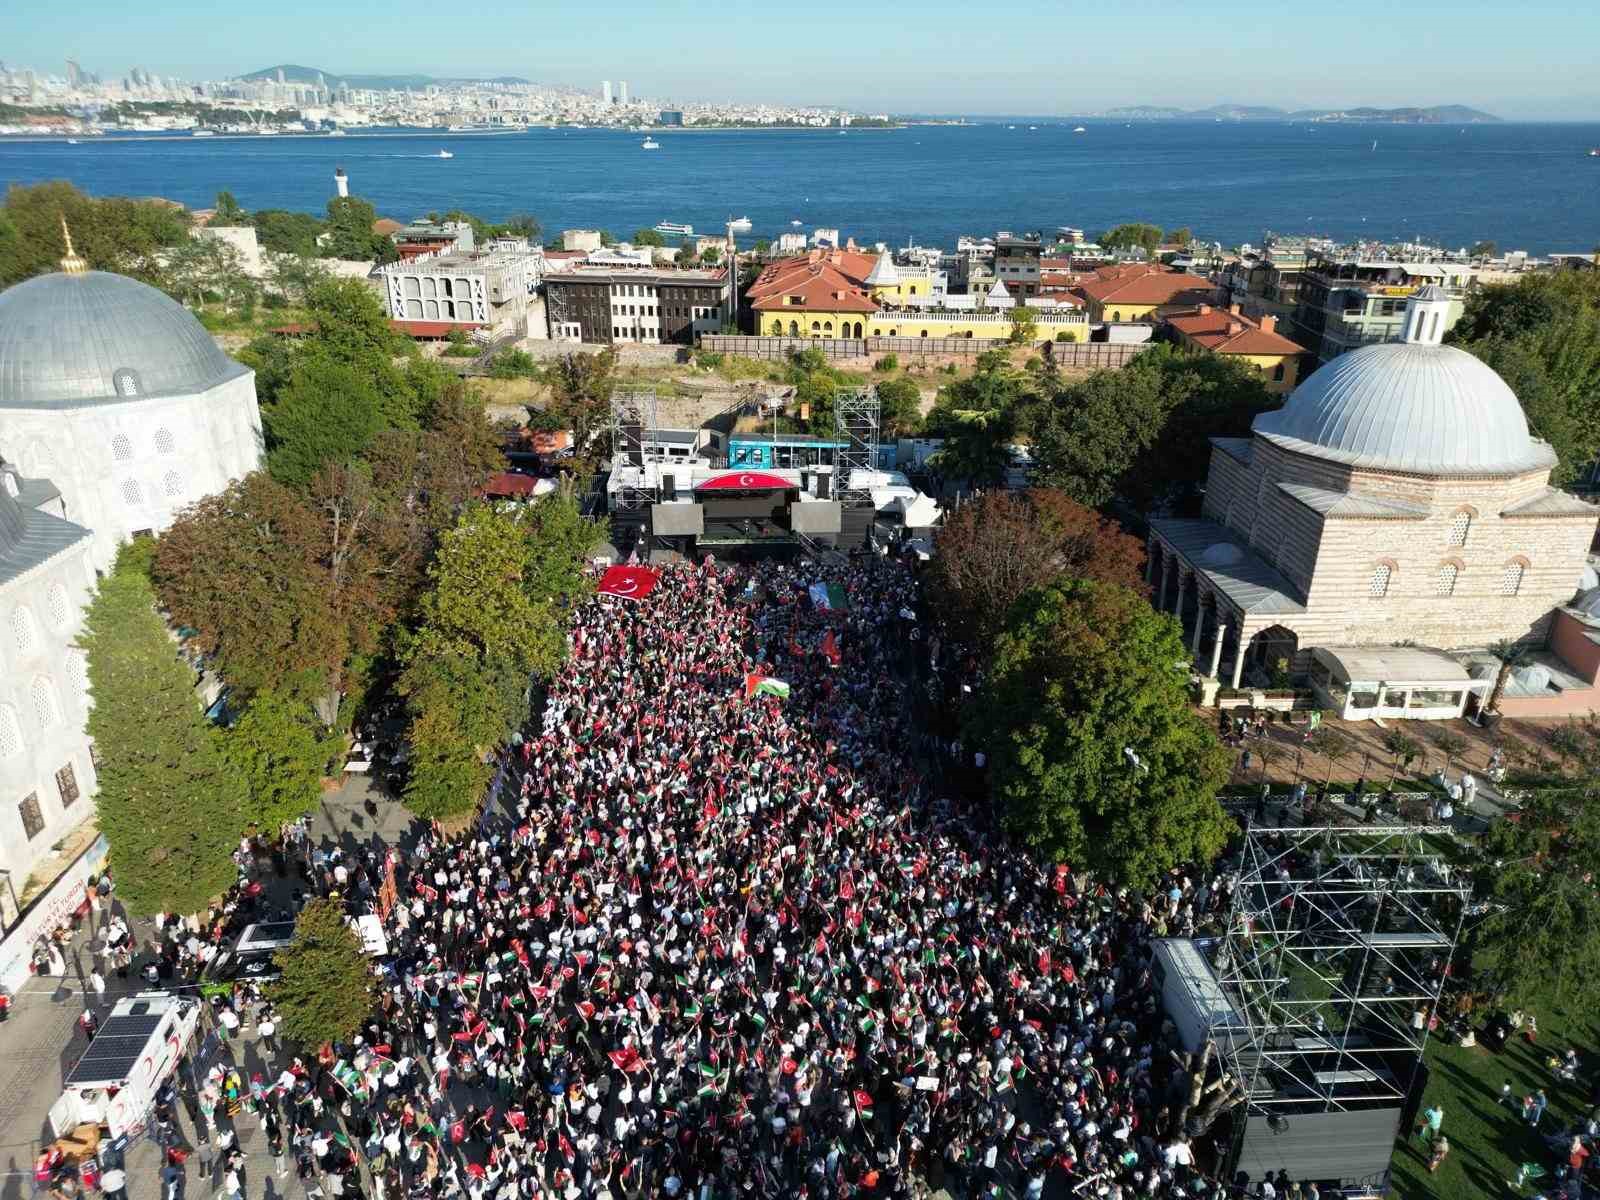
[727,216,753,232]
[641,138,660,150]
[1073,126,1087,133]
[654,221,694,237]
[437,149,454,159]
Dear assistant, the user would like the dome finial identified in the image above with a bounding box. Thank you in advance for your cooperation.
[58,214,88,276]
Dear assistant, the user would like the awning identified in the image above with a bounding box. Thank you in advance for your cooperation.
[695,471,792,492]
[1314,645,1479,687]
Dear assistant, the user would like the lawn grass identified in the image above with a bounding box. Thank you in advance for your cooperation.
[1390,1000,1597,1198]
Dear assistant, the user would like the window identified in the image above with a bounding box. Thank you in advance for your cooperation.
[19,794,44,841]
[11,606,34,652]
[1502,561,1526,596]
[111,433,134,462]
[112,369,141,397]
[163,471,184,498]
[154,427,176,454]
[1272,362,1286,382]
[1447,510,1472,547]
[30,676,58,728]
[56,763,79,809]
[1435,563,1459,597]
[66,648,87,693]
[0,704,21,759]
[121,479,143,506]
[2,472,16,497]
[47,582,70,628]
[1369,563,1392,597]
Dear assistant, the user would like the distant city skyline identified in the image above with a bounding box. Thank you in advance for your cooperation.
[7,0,1600,120]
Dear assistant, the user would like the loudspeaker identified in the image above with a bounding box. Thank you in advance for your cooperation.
[662,473,677,501]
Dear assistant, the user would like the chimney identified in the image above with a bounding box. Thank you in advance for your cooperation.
[1227,303,1241,316]
[1258,315,1276,334]
[1227,321,1243,336]
[1197,304,1211,315]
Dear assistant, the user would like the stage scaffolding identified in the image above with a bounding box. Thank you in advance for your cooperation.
[608,389,661,511]
[833,388,880,506]
[1210,824,1468,1118]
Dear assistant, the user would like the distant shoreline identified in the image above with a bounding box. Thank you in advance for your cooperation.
[0,125,908,144]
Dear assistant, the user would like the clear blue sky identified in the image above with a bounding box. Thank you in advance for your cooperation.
[8,0,1599,119]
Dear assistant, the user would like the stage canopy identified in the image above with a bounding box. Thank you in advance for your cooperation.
[695,471,792,492]
[597,565,661,600]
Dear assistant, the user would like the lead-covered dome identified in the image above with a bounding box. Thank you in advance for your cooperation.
[0,270,246,409]
[1252,342,1555,476]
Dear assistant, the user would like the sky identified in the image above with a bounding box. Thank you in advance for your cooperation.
[7,0,1600,120]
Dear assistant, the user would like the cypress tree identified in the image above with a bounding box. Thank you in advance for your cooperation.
[79,546,246,915]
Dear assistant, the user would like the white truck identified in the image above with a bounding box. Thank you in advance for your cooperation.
[49,992,202,1139]
[1151,937,1248,1053]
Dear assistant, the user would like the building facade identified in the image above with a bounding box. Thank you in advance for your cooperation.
[380,246,537,338]
[545,269,727,345]
[1149,289,1598,714]
[1076,263,1215,324]
[1289,252,1474,362]
[993,235,1042,299]
[1163,304,1307,394]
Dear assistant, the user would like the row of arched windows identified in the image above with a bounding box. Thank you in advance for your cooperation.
[0,676,63,758]
[110,428,178,463]
[1369,557,1528,599]
[118,472,186,506]
[10,588,74,651]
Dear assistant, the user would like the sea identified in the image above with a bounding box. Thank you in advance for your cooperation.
[2,120,1597,254]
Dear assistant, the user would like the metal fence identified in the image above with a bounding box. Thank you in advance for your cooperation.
[698,334,1151,368]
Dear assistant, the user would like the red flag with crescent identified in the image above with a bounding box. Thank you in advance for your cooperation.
[598,565,660,601]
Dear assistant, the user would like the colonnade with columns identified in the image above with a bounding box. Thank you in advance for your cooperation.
[1146,536,1252,689]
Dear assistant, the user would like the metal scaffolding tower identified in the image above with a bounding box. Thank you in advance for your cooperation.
[608,389,661,511]
[833,387,881,506]
[1211,824,1468,1121]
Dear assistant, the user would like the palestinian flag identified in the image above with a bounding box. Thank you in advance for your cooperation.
[809,581,848,612]
[744,674,791,700]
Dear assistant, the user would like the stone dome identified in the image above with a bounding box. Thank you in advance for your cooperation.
[0,270,247,409]
[1251,342,1556,476]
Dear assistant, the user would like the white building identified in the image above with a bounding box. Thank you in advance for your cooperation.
[0,241,265,887]
[379,247,538,338]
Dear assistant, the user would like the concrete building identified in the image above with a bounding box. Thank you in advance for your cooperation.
[1076,263,1215,325]
[993,234,1042,299]
[1149,288,1598,717]
[380,245,538,338]
[1289,251,1475,363]
[562,229,604,253]
[391,219,474,261]
[545,268,727,345]
[1163,303,1307,394]
[602,80,612,105]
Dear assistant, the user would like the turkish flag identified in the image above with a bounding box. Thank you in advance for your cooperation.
[598,565,660,601]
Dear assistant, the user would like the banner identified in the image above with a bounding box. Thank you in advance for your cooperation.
[744,674,791,700]
[598,565,660,601]
[809,581,848,612]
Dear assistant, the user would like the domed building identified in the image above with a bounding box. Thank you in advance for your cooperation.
[0,238,263,572]
[1150,287,1599,720]
[0,236,262,888]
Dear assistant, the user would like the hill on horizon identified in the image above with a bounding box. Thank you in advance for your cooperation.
[1104,102,1500,123]
[240,64,531,90]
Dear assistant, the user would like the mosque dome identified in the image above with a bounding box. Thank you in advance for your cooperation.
[1252,341,1554,476]
[0,270,246,409]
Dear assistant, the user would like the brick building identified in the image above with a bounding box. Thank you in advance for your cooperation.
[1149,287,1599,718]
[544,268,727,345]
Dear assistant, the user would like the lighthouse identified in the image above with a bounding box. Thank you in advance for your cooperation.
[334,166,349,198]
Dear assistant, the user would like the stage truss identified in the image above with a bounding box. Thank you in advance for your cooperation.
[1211,824,1468,1117]
[608,389,661,511]
[833,388,881,506]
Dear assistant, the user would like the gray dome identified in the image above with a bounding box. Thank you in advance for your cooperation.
[0,270,246,409]
[1252,342,1555,476]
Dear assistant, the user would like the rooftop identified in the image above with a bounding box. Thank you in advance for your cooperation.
[1076,263,1214,308]
[1165,304,1305,356]
[1150,517,1306,616]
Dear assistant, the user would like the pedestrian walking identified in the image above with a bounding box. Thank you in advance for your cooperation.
[1426,1135,1449,1173]
[89,970,106,1006]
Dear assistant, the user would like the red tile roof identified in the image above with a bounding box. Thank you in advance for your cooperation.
[392,320,483,338]
[1077,263,1213,308]
[1164,305,1305,356]
[482,471,541,497]
[747,249,882,313]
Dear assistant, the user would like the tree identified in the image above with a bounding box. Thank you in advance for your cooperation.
[268,897,375,1046]
[701,245,722,265]
[0,180,191,286]
[544,350,617,468]
[162,234,257,314]
[1165,227,1193,248]
[1382,730,1421,784]
[265,351,385,486]
[1007,305,1038,344]
[79,545,246,915]
[796,372,838,434]
[928,489,1146,647]
[970,579,1233,887]
[267,252,332,305]
[226,690,336,828]
[633,228,666,247]
[874,377,921,436]
[1469,240,1498,258]
[1484,638,1533,717]
[253,208,325,257]
[1099,223,1163,256]
[212,190,248,225]
[323,195,395,262]
[754,238,771,256]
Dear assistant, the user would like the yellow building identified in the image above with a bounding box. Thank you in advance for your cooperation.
[1077,263,1214,323]
[1163,304,1308,394]
[867,308,1087,341]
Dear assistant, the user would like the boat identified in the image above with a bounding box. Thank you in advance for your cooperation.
[437,149,454,159]
[327,129,347,137]
[641,138,660,150]
[1371,140,1378,151]
[1007,125,1016,130]
[191,129,215,137]
[727,216,752,232]
[1073,126,1086,133]
[66,138,79,145]
[1028,125,1037,131]
[1590,148,1600,157]
[790,220,803,227]
[653,221,694,237]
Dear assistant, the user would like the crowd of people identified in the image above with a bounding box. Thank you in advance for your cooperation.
[254,557,1250,1200]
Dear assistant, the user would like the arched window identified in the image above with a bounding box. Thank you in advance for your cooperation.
[154,427,176,454]
[1111,310,1122,322]
[66,648,88,695]
[823,321,833,333]
[810,321,821,334]
[1447,510,1472,547]
[112,433,134,462]
[1502,560,1527,596]
[1435,562,1459,597]
[770,319,783,335]
[1369,562,1392,598]
[163,471,184,498]
[46,582,70,628]
[30,676,58,729]
[0,704,21,759]
[11,605,35,652]
[112,369,141,397]
[121,479,143,506]
[788,321,799,337]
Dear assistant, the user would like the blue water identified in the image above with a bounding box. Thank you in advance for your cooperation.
[2,121,1597,253]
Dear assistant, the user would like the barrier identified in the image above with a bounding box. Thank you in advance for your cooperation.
[0,832,109,992]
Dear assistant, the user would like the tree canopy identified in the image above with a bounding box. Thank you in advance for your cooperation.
[324,195,396,263]
[969,579,1233,887]
[927,489,1147,648]
[79,545,246,915]
[1099,223,1163,256]
[225,690,338,829]
[542,350,617,470]
[268,897,376,1046]
[0,180,190,287]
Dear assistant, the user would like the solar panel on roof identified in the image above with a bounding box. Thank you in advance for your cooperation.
[65,1012,164,1085]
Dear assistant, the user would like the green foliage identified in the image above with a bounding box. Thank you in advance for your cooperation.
[399,497,595,819]
[162,233,257,313]
[323,195,396,262]
[874,353,899,372]
[874,377,921,436]
[438,209,542,246]
[265,351,385,486]
[633,228,666,247]
[1007,305,1039,344]
[489,348,538,378]
[701,245,722,265]
[796,372,838,434]
[212,191,248,225]
[545,351,616,468]
[1165,227,1192,247]
[266,252,331,305]
[253,209,325,257]
[268,897,376,1046]
[922,352,1033,484]
[971,579,1232,886]
[1099,222,1163,255]
[694,351,725,369]
[225,690,337,828]
[0,180,191,287]
[80,547,246,915]
[1469,240,1498,258]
